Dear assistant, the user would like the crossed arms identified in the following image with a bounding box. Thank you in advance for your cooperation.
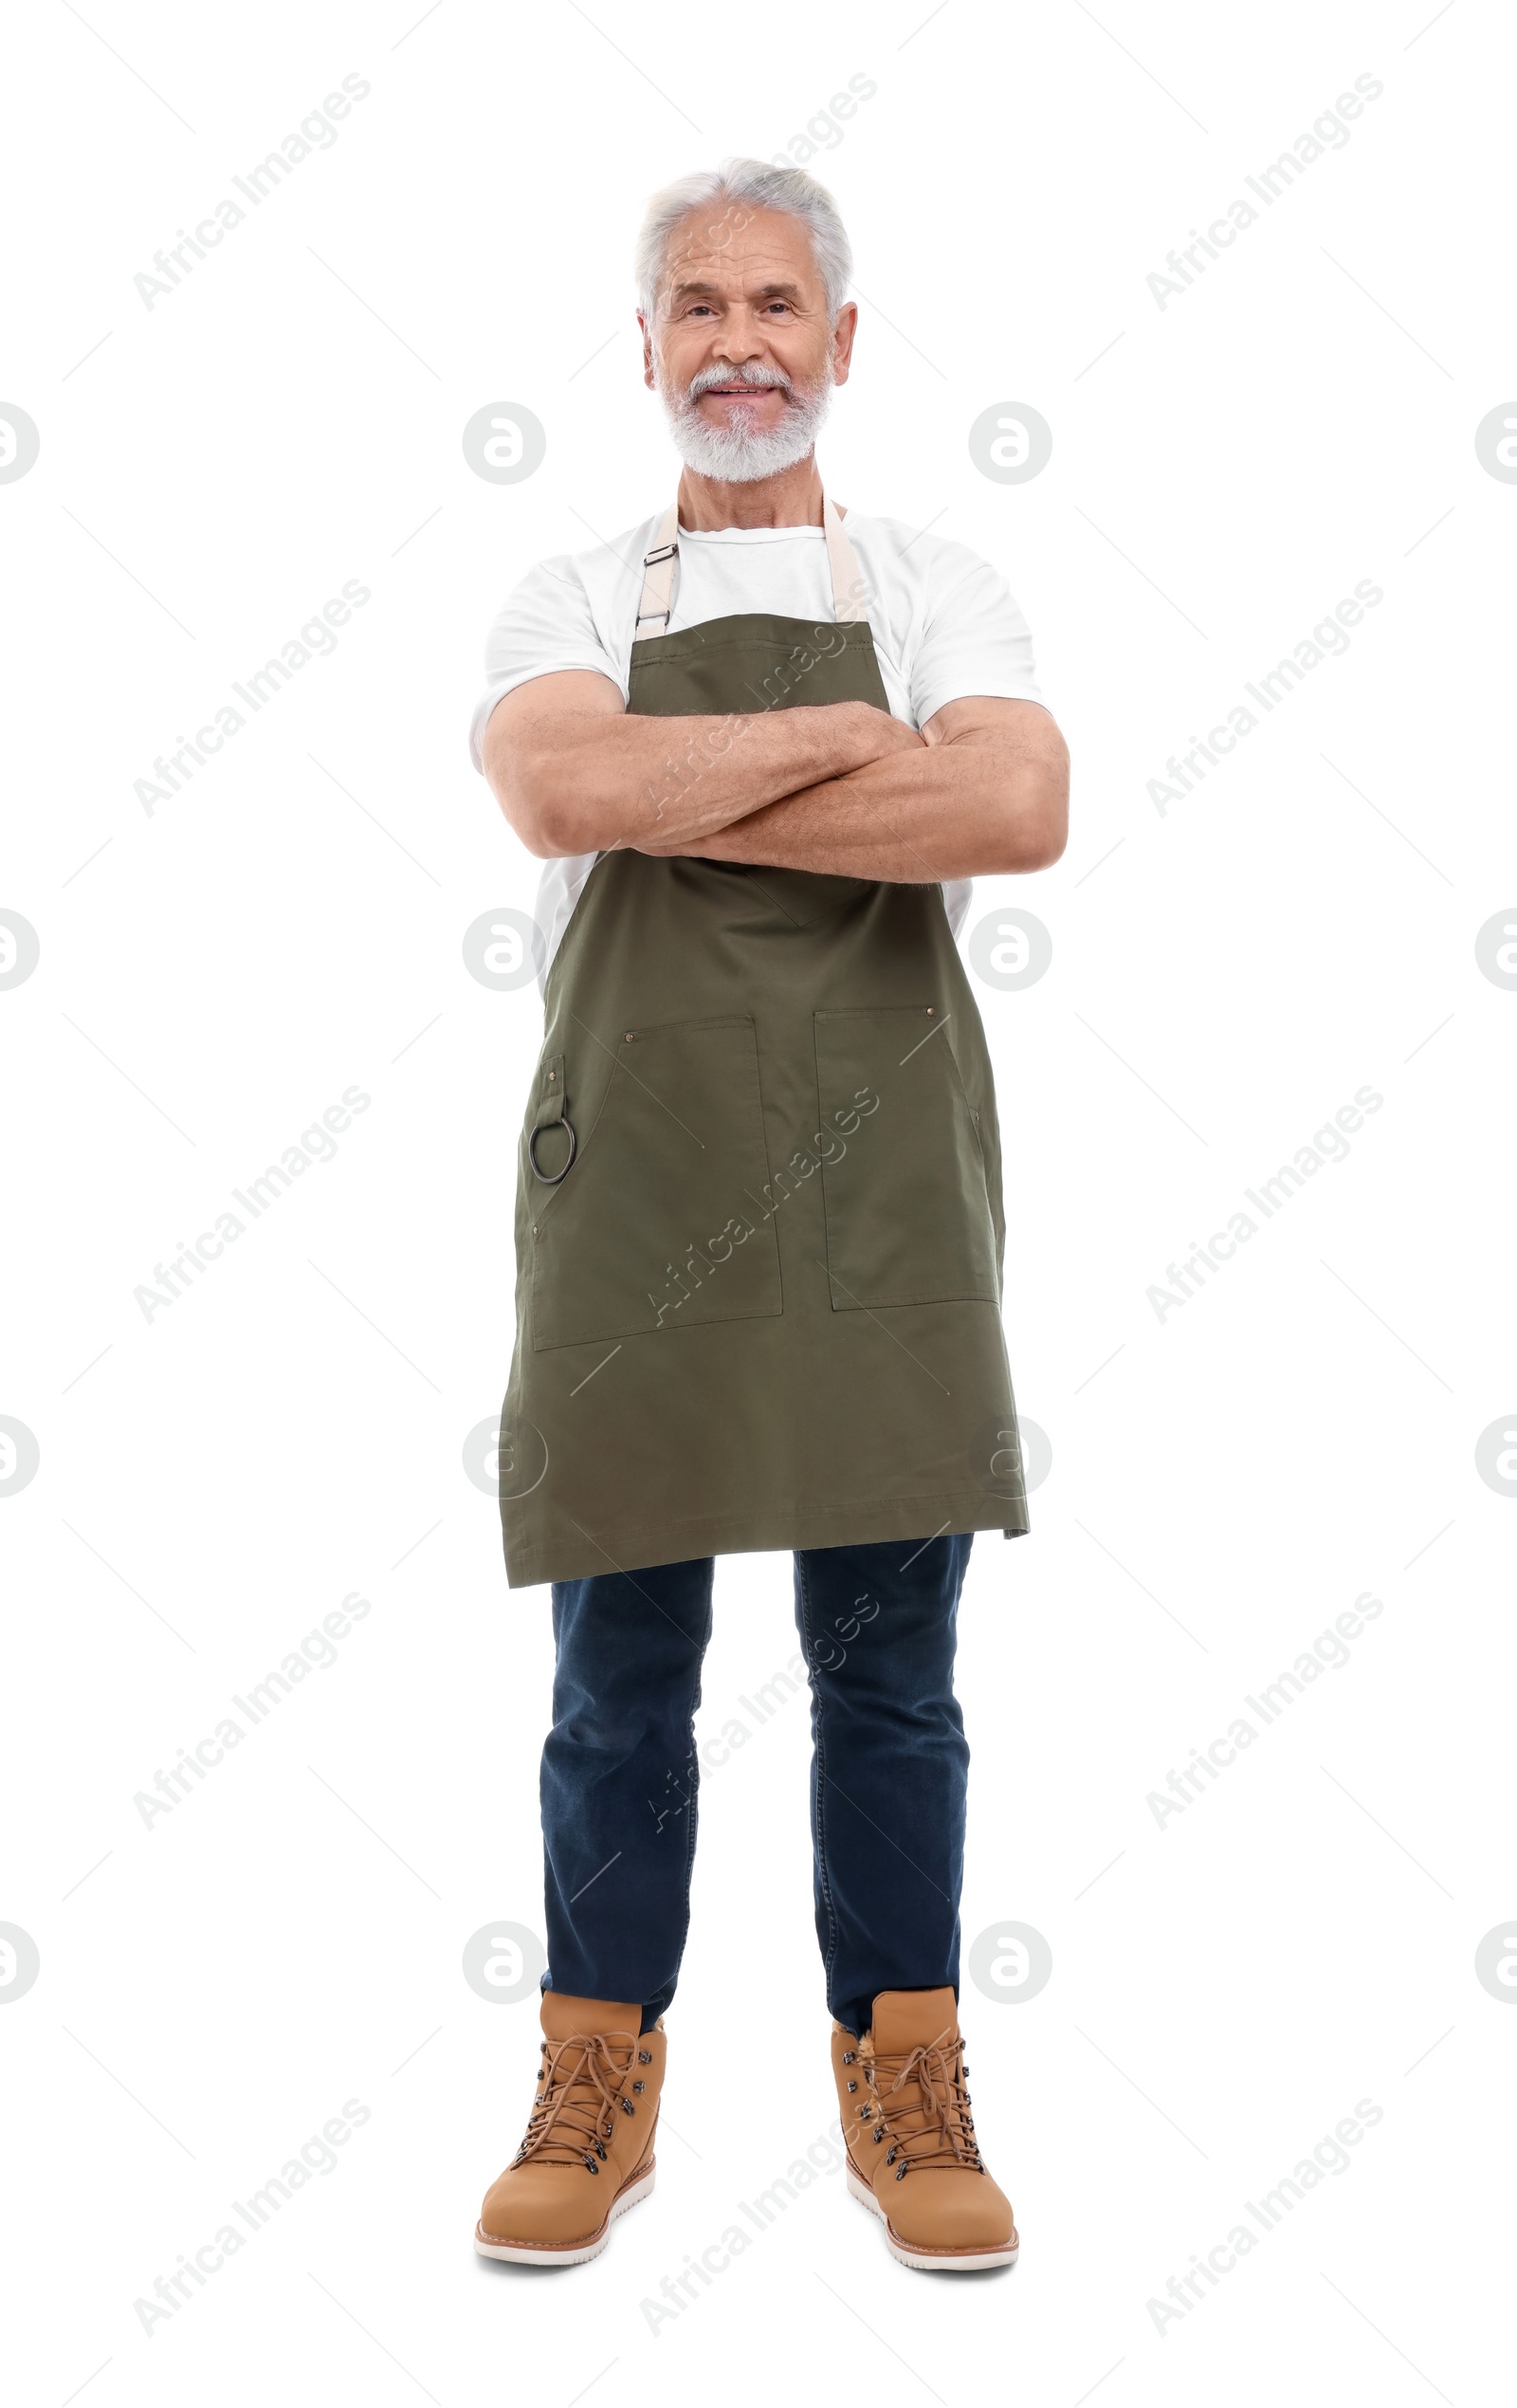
[482,671,1069,883]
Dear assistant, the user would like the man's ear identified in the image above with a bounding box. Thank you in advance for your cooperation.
[831,300,859,387]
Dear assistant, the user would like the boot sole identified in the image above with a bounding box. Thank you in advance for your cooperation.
[847,2165,1019,2271]
[474,2161,656,2266]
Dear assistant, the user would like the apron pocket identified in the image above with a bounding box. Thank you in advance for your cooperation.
[531,1015,783,1351]
[813,1005,1000,1311]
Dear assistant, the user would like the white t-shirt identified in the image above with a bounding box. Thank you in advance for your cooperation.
[468,508,1046,983]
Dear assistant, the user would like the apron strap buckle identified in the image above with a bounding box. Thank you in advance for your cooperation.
[635,504,683,640]
[632,493,871,643]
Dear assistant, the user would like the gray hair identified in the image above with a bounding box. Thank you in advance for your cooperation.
[634,156,853,329]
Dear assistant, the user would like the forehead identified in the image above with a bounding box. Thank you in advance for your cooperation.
[656,204,821,300]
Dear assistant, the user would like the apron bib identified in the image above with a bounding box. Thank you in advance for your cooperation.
[498,493,1030,1585]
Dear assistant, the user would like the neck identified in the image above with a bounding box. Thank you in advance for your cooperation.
[676,454,825,531]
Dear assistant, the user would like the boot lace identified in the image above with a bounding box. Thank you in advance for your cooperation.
[510,2030,647,2177]
[861,2026,984,2182]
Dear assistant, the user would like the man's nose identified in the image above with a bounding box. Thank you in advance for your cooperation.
[712,323,768,363]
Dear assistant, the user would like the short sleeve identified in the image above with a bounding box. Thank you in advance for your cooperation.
[908,542,1045,729]
[467,558,626,773]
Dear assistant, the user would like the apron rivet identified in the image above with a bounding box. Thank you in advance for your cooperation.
[547,1070,557,1080]
[624,1032,634,1042]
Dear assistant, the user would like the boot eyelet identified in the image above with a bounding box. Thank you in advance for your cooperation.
[633,2080,646,2093]
[847,2080,857,2093]
[638,2050,652,2064]
[622,2098,635,2115]
[842,2050,855,2065]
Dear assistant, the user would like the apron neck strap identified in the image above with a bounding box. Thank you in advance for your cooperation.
[634,489,870,634]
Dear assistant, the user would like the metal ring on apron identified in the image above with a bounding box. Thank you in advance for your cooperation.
[528,1114,576,1183]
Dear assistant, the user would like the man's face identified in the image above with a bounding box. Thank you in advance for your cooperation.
[641,204,856,482]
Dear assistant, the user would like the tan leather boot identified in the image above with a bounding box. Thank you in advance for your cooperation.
[831,1987,1017,2270]
[475,1993,664,2265]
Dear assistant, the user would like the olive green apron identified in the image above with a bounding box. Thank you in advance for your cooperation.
[498,493,1029,1586]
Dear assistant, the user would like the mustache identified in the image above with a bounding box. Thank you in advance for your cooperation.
[685,362,795,402]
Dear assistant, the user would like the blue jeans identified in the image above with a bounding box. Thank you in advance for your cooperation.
[540,1535,973,2040]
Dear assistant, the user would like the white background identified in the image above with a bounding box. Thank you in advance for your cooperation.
[3,1,1514,2401]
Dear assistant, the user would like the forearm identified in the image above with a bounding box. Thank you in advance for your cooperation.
[649,737,1068,881]
[492,698,909,858]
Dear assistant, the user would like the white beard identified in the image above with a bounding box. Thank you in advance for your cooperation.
[655,362,833,484]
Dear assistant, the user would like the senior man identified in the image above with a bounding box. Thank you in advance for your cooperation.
[469,157,1068,2273]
